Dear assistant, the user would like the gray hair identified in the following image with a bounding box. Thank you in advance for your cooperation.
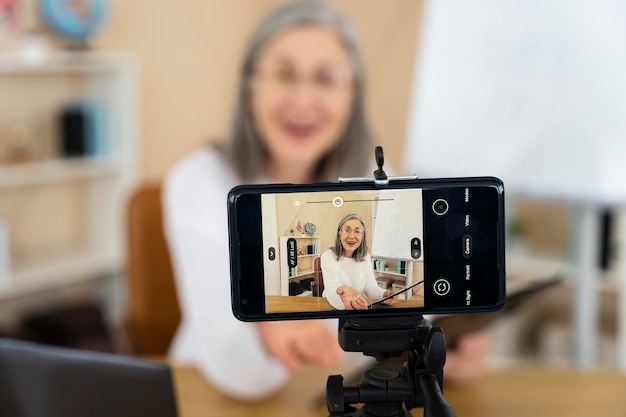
[332,213,368,261]
[220,0,374,182]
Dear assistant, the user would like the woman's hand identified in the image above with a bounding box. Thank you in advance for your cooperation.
[381,290,399,305]
[337,286,368,310]
[256,320,343,372]
[443,330,490,386]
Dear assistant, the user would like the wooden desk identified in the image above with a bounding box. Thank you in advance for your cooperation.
[265,295,424,313]
[172,365,626,417]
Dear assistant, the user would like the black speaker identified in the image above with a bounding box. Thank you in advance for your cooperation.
[60,105,88,157]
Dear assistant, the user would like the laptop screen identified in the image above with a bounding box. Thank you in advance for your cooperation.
[0,339,178,417]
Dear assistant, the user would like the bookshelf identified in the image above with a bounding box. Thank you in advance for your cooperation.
[279,236,320,296]
[0,51,138,310]
[372,257,417,300]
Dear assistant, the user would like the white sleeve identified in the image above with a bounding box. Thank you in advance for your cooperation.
[362,255,386,300]
[320,250,346,310]
[162,149,289,400]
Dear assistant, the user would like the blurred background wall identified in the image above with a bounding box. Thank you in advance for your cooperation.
[93,0,423,180]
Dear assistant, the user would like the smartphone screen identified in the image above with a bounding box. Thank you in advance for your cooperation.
[228,178,505,321]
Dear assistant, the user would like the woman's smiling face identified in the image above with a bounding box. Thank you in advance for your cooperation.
[339,218,364,256]
[250,25,354,177]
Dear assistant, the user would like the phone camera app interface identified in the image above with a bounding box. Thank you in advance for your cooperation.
[260,189,425,314]
[410,237,422,259]
[432,198,449,215]
[423,187,500,310]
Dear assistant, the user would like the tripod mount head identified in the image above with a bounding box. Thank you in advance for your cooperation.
[326,316,456,417]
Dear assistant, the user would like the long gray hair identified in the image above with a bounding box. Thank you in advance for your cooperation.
[220,0,374,182]
[332,213,368,261]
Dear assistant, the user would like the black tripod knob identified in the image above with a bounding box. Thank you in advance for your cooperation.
[424,328,446,374]
[327,375,345,416]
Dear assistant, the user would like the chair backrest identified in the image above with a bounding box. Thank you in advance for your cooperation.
[312,256,324,297]
[126,184,180,356]
[0,338,179,417]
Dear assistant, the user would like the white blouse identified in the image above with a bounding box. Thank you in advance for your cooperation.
[163,147,374,400]
[163,147,290,400]
[320,250,387,310]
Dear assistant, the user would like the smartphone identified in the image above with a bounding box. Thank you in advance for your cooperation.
[228,177,505,321]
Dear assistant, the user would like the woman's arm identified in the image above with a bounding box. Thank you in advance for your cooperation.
[162,150,343,399]
[320,250,347,310]
[162,150,289,400]
[361,255,387,301]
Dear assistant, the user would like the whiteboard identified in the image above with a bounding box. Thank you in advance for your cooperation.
[404,0,626,204]
[371,189,423,260]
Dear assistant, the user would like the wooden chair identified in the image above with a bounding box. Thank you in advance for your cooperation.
[312,256,324,297]
[125,184,181,356]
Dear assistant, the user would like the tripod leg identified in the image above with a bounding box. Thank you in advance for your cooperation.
[418,374,457,417]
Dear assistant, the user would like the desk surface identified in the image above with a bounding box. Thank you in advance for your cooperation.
[265,295,424,313]
[172,365,626,417]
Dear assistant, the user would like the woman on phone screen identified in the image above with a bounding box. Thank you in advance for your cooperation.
[321,213,398,310]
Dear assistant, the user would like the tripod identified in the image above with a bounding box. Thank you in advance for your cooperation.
[326,316,456,417]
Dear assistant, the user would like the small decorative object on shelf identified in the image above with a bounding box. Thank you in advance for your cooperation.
[296,220,302,235]
[40,0,108,48]
[0,0,20,46]
[304,222,316,236]
[0,123,39,164]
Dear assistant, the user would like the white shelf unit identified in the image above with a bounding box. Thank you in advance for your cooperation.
[372,257,415,300]
[0,51,138,304]
[279,236,320,296]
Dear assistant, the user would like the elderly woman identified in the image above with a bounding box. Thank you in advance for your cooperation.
[321,213,397,310]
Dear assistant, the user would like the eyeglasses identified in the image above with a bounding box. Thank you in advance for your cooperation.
[252,63,353,99]
[340,226,364,236]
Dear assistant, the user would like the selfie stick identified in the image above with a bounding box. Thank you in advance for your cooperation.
[327,147,456,417]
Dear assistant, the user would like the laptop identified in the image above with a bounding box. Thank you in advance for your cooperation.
[0,338,178,417]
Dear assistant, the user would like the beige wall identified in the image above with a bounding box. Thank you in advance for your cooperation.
[274,190,376,252]
[93,0,424,181]
[92,1,571,259]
